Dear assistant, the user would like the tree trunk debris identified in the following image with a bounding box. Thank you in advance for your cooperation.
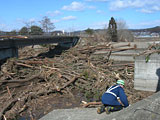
[0,39,156,119]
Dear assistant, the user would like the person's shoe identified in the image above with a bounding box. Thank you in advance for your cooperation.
[97,105,105,114]
[105,107,111,114]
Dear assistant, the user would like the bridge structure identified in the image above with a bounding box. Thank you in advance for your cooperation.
[0,36,80,60]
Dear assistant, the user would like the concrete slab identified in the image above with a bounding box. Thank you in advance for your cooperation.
[94,41,160,62]
[40,92,160,120]
[39,108,107,120]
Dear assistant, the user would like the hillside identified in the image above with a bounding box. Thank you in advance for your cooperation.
[1,26,160,36]
[130,26,160,33]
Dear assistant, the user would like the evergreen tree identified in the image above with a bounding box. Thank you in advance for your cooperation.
[19,27,29,35]
[30,25,43,35]
[85,28,94,36]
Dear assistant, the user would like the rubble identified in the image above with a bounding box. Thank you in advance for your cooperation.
[0,38,154,120]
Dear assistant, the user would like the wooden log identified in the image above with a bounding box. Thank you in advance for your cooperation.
[82,101,102,108]
[111,43,130,49]
[138,49,160,56]
[0,99,18,120]
[78,79,88,84]
[61,76,79,89]
[104,47,137,52]
[108,63,134,67]
[6,86,12,98]
[24,60,54,65]
[25,61,44,64]
[0,74,41,83]
[78,44,135,54]
[16,63,33,68]
[3,115,7,120]
[0,76,78,119]
[42,65,60,71]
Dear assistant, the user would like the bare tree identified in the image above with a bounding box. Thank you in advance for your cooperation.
[24,20,36,32]
[24,21,35,28]
[116,19,134,42]
[116,19,128,30]
[39,16,55,33]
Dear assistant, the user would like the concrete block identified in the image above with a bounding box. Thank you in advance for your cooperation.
[134,53,160,92]
[0,48,18,60]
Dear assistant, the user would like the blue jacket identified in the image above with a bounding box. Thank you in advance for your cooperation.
[101,84,129,107]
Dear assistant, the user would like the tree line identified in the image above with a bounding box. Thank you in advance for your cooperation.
[2,16,55,36]
[0,16,134,42]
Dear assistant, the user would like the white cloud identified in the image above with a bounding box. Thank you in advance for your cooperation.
[87,6,96,9]
[62,2,85,11]
[62,1,96,11]
[139,5,160,13]
[139,9,153,14]
[91,21,108,29]
[109,0,145,10]
[109,0,160,13]
[109,0,127,10]
[85,0,109,2]
[0,23,18,31]
[129,19,160,28]
[152,6,160,11]
[16,18,36,25]
[16,18,25,23]
[62,16,77,21]
[29,18,36,23]
[51,19,60,23]
[96,10,102,13]
[139,20,160,27]
[96,10,105,14]
[46,10,61,16]
[0,24,6,30]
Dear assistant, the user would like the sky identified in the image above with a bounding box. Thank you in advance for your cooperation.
[0,0,160,31]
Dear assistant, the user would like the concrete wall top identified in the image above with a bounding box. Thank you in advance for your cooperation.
[135,53,160,60]
[112,41,160,49]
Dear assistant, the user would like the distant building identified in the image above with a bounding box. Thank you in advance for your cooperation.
[0,31,6,35]
[132,31,160,38]
[150,33,159,37]
[52,31,63,36]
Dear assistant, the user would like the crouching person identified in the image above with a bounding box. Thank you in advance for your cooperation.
[97,80,129,114]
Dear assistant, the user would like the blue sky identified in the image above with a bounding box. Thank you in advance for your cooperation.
[0,0,160,31]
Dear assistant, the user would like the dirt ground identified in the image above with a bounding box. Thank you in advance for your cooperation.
[0,37,154,120]
[17,89,86,120]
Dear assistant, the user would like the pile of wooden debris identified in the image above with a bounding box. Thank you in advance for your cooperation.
[0,38,154,120]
